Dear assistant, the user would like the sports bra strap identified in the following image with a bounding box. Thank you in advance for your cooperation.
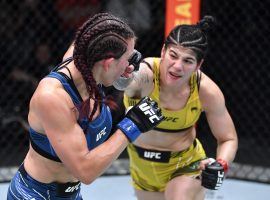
[51,57,73,73]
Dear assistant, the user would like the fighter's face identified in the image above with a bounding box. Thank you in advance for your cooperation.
[160,44,200,86]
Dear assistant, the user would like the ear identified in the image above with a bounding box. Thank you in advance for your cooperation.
[161,45,166,59]
[196,59,204,71]
[103,58,114,72]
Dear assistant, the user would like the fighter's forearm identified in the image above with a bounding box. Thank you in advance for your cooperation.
[216,138,238,163]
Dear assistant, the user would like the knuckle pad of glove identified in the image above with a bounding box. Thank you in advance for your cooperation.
[126,96,162,133]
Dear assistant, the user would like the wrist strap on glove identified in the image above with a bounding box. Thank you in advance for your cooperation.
[217,158,229,173]
[117,117,141,142]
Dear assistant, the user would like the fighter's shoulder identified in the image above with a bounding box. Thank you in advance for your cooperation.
[200,72,221,93]
[32,78,70,111]
[141,57,156,70]
[199,72,225,108]
[132,57,154,81]
[142,57,155,65]
[125,58,155,97]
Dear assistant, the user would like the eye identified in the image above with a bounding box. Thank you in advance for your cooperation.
[169,53,178,59]
[184,59,194,64]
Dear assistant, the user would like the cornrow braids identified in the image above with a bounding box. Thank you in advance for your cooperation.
[165,15,216,62]
[73,13,135,121]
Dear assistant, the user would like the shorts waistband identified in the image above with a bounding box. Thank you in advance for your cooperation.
[132,139,197,163]
[18,164,81,197]
[18,164,50,186]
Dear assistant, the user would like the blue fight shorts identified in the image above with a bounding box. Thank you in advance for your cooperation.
[7,164,82,200]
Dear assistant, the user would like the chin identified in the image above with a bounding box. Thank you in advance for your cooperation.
[103,82,112,87]
[165,74,180,84]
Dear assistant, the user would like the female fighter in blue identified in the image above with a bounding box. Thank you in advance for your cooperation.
[7,13,163,200]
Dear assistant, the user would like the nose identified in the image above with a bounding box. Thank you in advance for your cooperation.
[121,64,134,78]
[125,64,135,73]
[173,59,183,71]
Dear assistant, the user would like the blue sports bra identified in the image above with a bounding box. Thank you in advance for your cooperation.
[29,58,112,162]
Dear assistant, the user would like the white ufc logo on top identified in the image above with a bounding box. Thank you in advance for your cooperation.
[96,127,107,142]
[139,103,160,123]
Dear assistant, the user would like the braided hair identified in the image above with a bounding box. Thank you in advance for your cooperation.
[73,13,135,121]
[165,16,216,62]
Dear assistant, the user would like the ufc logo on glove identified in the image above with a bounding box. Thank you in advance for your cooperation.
[139,103,160,123]
[117,96,164,142]
[215,171,225,189]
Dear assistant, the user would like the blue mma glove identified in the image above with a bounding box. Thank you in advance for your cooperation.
[117,96,164,142]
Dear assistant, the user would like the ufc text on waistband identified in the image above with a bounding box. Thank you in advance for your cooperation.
[134,145,171,163]
[56,181,81,197]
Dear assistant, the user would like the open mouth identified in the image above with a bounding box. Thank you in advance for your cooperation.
[169,72,182,79]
